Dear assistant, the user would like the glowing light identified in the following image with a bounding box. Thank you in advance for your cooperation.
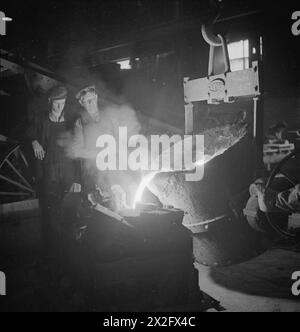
[132,131,246,208]
[133,160,205,209]
[133,146,238,208]
[133,172,158,209]
[133,151,218,208]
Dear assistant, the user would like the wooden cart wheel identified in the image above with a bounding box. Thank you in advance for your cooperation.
[0,142,35,204]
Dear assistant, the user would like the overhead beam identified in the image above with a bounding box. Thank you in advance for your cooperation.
[78,9,262,66]
[0,49,64,83]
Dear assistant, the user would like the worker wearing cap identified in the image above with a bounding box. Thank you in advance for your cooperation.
[70,84,113,197]
[70,83,142,207]
[27,86,79,256]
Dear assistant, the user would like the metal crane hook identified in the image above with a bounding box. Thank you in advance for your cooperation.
[201,23,222,47]
[201,23,231,76]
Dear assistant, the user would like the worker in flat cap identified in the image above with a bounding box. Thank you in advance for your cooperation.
[69,82,142,210]
[27,85,80,257]
[69,83,112,200]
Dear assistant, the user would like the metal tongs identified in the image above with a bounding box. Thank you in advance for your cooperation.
[87,186,134,229]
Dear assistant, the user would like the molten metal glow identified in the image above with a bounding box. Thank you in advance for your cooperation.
[133,172,159,208]
[133,159,208,209]
[133,145,235,208]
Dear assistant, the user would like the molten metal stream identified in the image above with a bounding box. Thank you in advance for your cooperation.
[132,144,236,209]
[133,172,159,208]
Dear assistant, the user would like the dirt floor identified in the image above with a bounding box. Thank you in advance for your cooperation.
[197,248,300,312]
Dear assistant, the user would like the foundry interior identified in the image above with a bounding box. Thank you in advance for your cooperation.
[0,0,300,312]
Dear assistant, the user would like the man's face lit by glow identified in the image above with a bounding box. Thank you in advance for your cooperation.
[51,99,66,115]
[79,90,98,115]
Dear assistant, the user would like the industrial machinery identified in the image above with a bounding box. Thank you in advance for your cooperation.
[76,202,215,312]
[184,23,262,138]
[0,12,279,310]
[144,23,267,267]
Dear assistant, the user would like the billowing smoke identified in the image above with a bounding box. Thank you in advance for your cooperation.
[65,89,143,206]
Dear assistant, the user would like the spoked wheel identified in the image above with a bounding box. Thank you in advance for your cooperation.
[265,149,300,240]
[0,142,35,204]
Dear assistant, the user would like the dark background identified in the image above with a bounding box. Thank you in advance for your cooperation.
[1,0,300,136]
